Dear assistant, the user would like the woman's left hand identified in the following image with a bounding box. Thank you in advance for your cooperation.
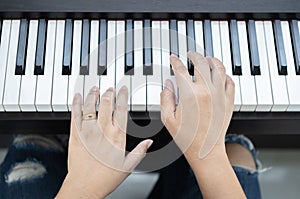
[56,86,153,199]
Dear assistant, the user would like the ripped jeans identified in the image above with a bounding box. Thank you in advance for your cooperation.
[0,134,262,199]
[148,134,263,199]
[0,135,67,199]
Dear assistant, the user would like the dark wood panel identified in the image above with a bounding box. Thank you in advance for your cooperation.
[0,0,299,13]
[0,0,299,19]
[0,112,300,148]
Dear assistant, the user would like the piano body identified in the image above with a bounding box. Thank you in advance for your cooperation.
[0,0,300,148]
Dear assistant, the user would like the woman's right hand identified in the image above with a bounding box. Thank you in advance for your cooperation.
[160,52,235,164]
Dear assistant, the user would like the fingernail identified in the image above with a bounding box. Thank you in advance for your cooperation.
[146,140,153,149]
[74,93,81,102]
[121,85,128,91]
[91,86,98,92]
[107,87,114,92]
[206,57,214,66]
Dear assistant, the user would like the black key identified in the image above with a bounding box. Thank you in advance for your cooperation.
[80,19,90,75]
[247,20,260,75]
[62,19,73,75]
[16,19,29,75]
[34,19,47,75]
[290,20,300,75]
[229,20,242,75]
[204,20,213,57]
[98,19,107,75]
[125,19,134,75]
[170,19,178,75]
[273,20,287,75]
[143,19,152,75]
[187,19,195,76]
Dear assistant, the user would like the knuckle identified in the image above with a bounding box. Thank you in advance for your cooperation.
[88,91,99,98]
[175,65,187,73]
[195,87,211,99]
[212,57,222,64]
[116,104,127,112]
[101,96,112,104]
[84,101,95,108]
[226,76,235,86]
[198,56,208,65]
[217,65,226,74]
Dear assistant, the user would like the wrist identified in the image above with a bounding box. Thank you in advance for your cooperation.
[56,174,106,199]
[185,143,228,170]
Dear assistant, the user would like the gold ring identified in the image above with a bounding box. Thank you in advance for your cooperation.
[82,113,97,120]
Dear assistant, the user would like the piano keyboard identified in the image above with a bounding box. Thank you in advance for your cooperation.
[0,19,300,113]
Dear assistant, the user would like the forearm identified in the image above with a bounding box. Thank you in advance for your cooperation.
[187,148,246,199]
[55,174,106,199]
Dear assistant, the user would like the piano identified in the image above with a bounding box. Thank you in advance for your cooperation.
[0,0,300,148]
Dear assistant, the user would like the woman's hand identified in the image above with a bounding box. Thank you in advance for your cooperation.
[160,52,235,165]
[56,86,153,199]
[161,52,246,198]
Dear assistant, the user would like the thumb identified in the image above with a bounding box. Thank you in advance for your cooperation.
[160,79,176,126]
[170,54,192,92]
[123,139,153,172]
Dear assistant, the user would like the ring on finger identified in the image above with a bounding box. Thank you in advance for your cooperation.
[82,113,97,120]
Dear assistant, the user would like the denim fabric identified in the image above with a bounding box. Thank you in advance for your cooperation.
[0,134,261,199]
[0,135,67,199]
[148,134,262,199]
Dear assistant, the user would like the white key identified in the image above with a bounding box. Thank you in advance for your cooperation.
[220,21,242,111]
[68,20,83,111]
[35,20,56,111]
[254,21,273,111]
[237,21,257,111]
[52,20,68,111]
[282,21,300,111]
[100,21,116,96]
[211,21,222,60]
[161,21,178,104]
[3,20,21,111]
[0,20,11,112]
[147,21,162,111]
[19,20,38,111]
[131,21,146,111]
[115,20,130,108]
[84,20,100,102]
[263,21,289,111]
[178,21,188,67]
[194,21,205,55]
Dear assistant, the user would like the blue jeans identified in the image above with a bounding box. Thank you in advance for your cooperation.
[0,135,67,199]
[148,134,262,199]
[0,134,261,199]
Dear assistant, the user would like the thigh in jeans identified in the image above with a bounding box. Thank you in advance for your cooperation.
[0,135,68,199]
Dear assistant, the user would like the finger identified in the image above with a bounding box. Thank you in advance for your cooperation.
[225,75,235,104]
[207,57,227,87]
[71,93,83,130]
[113,86,129,147]
[170,54,193,94]
[123,139,153,172]
[114,86,128,129]
[83,86,100,115]
[188,51,211,84]
[160,79,176,127]
[98,87,115,127]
